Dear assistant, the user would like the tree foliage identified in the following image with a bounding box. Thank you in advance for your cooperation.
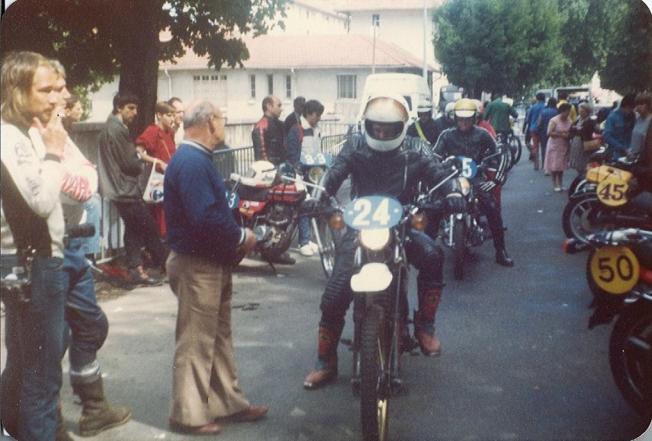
[433,0,563,98]
[1,0,286,132]
[599,0,652,94]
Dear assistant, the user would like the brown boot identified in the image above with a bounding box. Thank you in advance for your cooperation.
[414,288,443,356]
[303,326,340,389]
[73,377,132,437]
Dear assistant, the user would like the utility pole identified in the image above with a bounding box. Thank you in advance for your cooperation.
[372,14,379,74]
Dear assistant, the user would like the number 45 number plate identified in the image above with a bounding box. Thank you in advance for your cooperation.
[589,246,640,295]
[596,175,629,207]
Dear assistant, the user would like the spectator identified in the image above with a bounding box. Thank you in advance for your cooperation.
[629,92,652,211]
[165,100,267,435]
[47,59,133,439]
[252,95,286,164]
[287,99,324,256]
[0,51,67,441]
[407,100,439,145]
[544,102,573,192]
[537,97,559,174]
[603,93,636,159]
[524,92,546,170]
[569,102,601,174]
[556,91,577,123]
[483,93,518,139]
[97,92,167,284]
[474,100,497,139]
[62,93,83,133]
[168,96,185,145]
[136,100,177,236]
[283,96,305,136]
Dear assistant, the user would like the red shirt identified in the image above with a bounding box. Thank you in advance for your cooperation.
[477,120,497,139]
[136,124,176,163]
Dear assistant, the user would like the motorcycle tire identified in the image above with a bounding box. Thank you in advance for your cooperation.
[360,303,390,441]
[562,194,601,243]
[452,218,466,280]
[568,175,586,199]
[609,301,652,418]
[510,135,523,167]
[315,218,336,279]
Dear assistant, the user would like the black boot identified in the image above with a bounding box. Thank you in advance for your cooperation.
[73,377,132,437]
[495,248,514,267]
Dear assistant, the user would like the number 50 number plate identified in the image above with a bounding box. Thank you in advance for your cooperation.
[589,246,640,295]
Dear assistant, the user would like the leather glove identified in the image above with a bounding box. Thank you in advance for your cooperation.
[445,193,465,212]
[479,179,497,193]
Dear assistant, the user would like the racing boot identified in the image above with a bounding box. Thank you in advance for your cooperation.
[303,325,341,389]
[73,377,132,437]
[495,248,514,267]
[414,288,442,356]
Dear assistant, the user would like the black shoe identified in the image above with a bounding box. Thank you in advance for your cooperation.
[269,252,296,265]
[495,249,514,267]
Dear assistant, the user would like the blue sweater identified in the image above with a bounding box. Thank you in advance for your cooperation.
[603,108,634,155]
[164,142,242,264]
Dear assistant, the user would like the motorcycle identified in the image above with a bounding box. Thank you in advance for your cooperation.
[440,153,503,280]
[319,183,448,441]
[573,228,652,418]
[562,160,652,244]
[227,160,307,266]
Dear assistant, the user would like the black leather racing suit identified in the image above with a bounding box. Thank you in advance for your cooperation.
[433,126,509,250]
[318,134,455,338]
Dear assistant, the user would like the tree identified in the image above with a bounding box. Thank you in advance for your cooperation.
[599,0,652,94]
[433,0,563,98]
[1,0,286,133]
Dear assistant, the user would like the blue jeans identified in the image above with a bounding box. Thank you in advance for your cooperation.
[63,238,108,374]
[298,215,312,247]
[1,254,66,441]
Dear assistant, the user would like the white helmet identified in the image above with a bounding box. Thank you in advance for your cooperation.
[416,97,433,114]
[362,95,409,152]
[445,102,456,118]
[247,160,277,185]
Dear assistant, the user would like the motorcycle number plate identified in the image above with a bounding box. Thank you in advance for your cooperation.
[343,196,402,230]
[596,175,629,207]
[589,246,640,295]
[225,190,240,209]
[456,156,478,179]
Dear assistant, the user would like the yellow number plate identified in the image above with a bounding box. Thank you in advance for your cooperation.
[589,246,640,295]
[596,175,629,207]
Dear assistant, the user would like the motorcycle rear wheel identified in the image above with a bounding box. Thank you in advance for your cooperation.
[562,194,602,243]
[609,301,652,418]
[360,303,390,441]
[510,135,522,167]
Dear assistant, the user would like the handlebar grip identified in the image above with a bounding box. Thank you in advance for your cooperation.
[65,223,95,238]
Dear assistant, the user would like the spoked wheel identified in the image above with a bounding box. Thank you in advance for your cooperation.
[510,135,523,167]
[609,301,652,418]
[360,304,390,441]
[452,218,466,280]
[315,218,336,279]
[562,194,603,243]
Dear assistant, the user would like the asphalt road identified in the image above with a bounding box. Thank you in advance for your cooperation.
[2,154,651,441]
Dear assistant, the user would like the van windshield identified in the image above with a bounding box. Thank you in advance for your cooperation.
[443,91,462,101]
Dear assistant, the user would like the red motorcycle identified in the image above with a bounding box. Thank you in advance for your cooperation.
[227,161,307,264]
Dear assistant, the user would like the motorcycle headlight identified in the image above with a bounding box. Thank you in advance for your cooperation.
[458,177,471,196]
[308,166,324,184]
[360,228,390,251]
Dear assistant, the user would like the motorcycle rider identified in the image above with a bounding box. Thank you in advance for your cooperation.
[407,100,439,146]
[434,98,514,267]
[303,94,465,389]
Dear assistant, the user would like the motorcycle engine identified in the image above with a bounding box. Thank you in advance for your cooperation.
[257,204,295,255]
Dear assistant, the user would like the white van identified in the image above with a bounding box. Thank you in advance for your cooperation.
[356,73,432,122]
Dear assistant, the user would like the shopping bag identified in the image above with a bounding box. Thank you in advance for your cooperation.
[142,160,164,203]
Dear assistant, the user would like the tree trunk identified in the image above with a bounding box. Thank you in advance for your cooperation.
[116,0,163,137]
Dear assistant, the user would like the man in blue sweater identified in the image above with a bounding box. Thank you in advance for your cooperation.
[164,100,266,435]
[603,93,636,159]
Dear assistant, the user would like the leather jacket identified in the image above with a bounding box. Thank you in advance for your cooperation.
[323,133,456,204]
[433,126,508,185]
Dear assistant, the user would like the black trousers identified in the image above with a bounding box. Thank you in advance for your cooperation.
[114,200,168,269]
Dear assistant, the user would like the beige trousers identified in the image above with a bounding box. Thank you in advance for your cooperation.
[167,251,250,426]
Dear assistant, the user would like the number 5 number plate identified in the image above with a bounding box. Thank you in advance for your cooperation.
[456,156,478,179]
[589,246,640,295]
[596,175,629,207]
[343,196,403,230]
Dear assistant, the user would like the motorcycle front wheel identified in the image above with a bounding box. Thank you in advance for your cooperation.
[609,301,652,418]
[360,303,390,441]
[452,218,466,280]
[315,218,336,279]
[562,194,602,243]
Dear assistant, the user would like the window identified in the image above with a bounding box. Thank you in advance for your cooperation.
[193,72,227,104]
[337,75,357,99]
[267,74,274,95]
[250,74,256,99]
[285,75,292,99]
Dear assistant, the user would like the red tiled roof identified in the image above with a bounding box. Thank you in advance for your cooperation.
[161,34,436,71]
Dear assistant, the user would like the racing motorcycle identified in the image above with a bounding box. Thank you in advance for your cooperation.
[562,161,652,244]
[319,181,451,441]
[227,160,307,265]
[569,227,652,418]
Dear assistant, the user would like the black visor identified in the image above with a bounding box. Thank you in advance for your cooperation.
[365,120,405,140]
